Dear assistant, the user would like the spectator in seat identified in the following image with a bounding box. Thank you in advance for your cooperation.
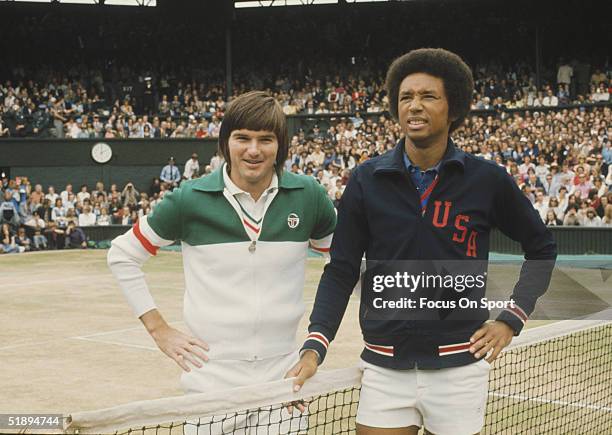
[15,227,32,252]
[1,190,21,229]
[1,223,24,253]
[77,184,90,205]
[544,210,563,226]
[32,226,48,250]
[563,206,582,226]
[602,204,612,227]
[65,221,87,249]
[109,197,122,223]
[60,184,73,204]
[78,205,96,227]
[118,206,132,225]
[533,190,549,221]
[45,186,59,204]
[97,207,111,226]
[122,182,139,208]
[582,207,602,227]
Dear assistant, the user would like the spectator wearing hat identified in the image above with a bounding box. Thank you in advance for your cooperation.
[160,157,181,188]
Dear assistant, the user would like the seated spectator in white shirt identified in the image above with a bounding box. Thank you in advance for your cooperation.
[77,184,90,205]
[582,208,602,227]
[25,210,46,229]
[542,89,559,107]
[518,156,535,178]
[65,192,77,210]
[78,205,97,227]
[532,190,549,221]
[591,83,610,102]
[60,184,73,204]
[45,186,59,204]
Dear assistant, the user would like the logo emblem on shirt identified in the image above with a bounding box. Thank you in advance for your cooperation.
[287,213,300,229]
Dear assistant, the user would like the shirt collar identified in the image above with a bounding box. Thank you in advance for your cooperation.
[222,163,278,197]
[373,137,465,175]
[403,152,442,174]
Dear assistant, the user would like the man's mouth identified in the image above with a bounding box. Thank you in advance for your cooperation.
[244,159,263,165]
[407,118,428,127]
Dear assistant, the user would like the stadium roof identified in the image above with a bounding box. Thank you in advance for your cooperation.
[234,0,393,7]
[0,0,156,6]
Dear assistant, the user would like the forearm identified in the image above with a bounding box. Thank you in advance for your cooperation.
[107,231,157,317]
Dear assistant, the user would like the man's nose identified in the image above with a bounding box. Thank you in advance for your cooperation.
[245,139,261,154]
[408,97,423,112]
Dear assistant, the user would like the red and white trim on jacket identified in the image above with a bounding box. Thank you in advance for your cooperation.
[133,220,159,255]
[505,304,528,325]
[305,332,330,349]
[364,341,394,357]
[242,218,260,235]
[438,341,472,356]
[310,245,330,253]
[310,233,333,254]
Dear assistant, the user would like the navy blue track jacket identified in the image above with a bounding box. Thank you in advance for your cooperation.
[301,139,557,369]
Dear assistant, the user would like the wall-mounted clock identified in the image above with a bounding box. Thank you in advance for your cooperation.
[91,142,113,164]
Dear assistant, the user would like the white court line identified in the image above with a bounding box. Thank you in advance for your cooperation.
[489,392,612,413]
[72,336,159,351]
[0,322,183,351]
[74,321,183,339]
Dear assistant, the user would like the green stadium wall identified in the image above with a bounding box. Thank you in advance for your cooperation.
[0,138,219,192]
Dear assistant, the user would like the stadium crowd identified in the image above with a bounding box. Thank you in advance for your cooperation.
[0,60,610,139]
[1,102,611,253]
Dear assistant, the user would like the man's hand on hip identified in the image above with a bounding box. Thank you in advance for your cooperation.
[151,324,209,372]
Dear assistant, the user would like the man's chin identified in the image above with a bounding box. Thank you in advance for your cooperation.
[405,133,433,148]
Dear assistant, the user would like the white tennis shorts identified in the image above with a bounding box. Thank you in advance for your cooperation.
[357,359,490,435]
[181,351,307,435]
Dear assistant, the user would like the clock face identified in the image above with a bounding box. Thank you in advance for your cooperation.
[92,142,112,164]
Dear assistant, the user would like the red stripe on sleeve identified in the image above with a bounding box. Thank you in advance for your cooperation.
[311,246,331,253]
[308,332,330,347]
[133,221,159,255]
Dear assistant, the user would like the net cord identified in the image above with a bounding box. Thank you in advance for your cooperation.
[64,367,362,434]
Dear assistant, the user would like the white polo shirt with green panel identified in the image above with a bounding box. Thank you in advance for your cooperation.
[107,164,336,362]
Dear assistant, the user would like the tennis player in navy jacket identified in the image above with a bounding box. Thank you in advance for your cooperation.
[286,49,557,435]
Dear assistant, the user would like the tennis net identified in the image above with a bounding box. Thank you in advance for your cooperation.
[58,315,611,434]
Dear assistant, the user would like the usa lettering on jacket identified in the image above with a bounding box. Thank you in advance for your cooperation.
[431,200,478,257]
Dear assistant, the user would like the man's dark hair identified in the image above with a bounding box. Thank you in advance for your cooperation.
[219,91,288,176]
[385,48,474,134]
